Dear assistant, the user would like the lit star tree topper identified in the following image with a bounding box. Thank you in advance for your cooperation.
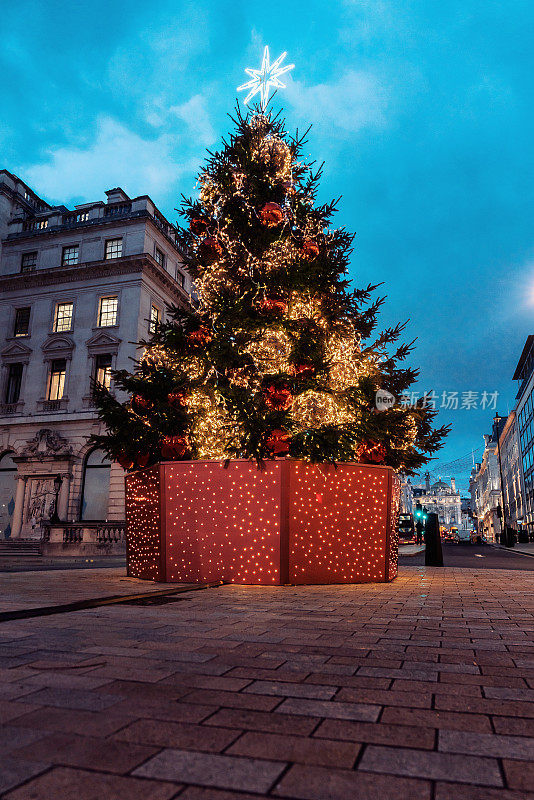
[237,46,295,111]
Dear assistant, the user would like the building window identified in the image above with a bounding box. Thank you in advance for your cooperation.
[0,452,17,539]
[94,354,112,390]
[154,247,165,267]
[13,308,31,337]
[62,245,79,266]
[80,448,111,521]
[21,252,37,272]
[98,296,118,327]
[48,359,66,400]
[177,270,185,288]
[149,305,160,334]
[5,364,23,404]
[105,238,122,259]
[53,302,73,332]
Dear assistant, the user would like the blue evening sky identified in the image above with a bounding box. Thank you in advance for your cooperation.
[2,0,533,490]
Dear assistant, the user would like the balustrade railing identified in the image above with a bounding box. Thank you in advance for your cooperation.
[104,203,131,218]
[97,524,126,544]
[63,525,84,544]
[41,522,126,547]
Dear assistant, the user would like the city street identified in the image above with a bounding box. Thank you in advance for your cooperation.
[1,561,533,799]
[401,541,534,570]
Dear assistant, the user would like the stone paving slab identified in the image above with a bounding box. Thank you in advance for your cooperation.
[0,567,193,612]
[0,565,533,799]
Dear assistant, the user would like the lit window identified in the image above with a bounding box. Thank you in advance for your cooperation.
[62,245,79,266]
[14,308,31,337]
[53,302,73,332]
[77,212,88,222]
[154,247,165,267]
[5,364,23,404]
[98,296,118,327]
[95,354,112,390]
[21,252,37,272]
[48,359,66,400]
[105,238,122,259]
[149,305,160,334]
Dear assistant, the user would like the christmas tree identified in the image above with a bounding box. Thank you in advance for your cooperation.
[92,105,448,472]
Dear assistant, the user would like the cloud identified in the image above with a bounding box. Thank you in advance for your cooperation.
[284,70,387,135]
[20,116,192,205]
[106,7,209,105]
[170,94,217,146]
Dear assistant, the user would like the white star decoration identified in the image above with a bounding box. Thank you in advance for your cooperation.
[237,46,295,111]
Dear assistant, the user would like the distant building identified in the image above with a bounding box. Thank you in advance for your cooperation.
[499,411,525,535]
[469,415,506,543]
[399,475,413,516]
[412,473,461,532]
[0,170,190,542]
[460,496,472,529]
[513,335,534,540]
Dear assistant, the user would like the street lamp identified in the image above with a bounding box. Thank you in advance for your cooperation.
[49,474,63,524]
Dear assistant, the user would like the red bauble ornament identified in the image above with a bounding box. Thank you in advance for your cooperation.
[136,452,151,468]
[356,440,387,465]
[160,435,189,460]
[117,452,135,471]
[167,391,186,409]
[300,239,320,260]
[263,384,293,411]
[198,236,223,265]
[190,217,209,236]
[259,202,284,228]
[258,296,288,316]
[132,394,152,414]
[265,428,291,456]
[187,324,212,348]
[290,362,315,380]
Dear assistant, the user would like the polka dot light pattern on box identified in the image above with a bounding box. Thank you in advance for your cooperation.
[125,460,398,584]
[125,465,163,580]
[164,461,282,584]
[289,463,392,583]
[388,474,401,581]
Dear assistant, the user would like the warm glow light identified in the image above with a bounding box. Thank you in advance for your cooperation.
[125,461,399,584]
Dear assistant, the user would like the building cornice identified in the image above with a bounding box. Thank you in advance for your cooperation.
[0,254,190,306]
[4,208,185,257]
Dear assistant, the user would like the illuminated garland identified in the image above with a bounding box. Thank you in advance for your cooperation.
[91,105,449,472]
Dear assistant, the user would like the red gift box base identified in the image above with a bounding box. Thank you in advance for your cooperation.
[125,460,399,585]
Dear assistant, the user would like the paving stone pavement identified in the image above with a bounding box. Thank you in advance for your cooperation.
[0,565,533,799]
[0,567,189,613]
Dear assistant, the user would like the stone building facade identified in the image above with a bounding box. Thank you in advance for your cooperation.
[398,475,414,516]
[412,473,461,532]
[469,416,506,543]
[0,170,190,541]
[513,336,534,540]
[499,411,525,535]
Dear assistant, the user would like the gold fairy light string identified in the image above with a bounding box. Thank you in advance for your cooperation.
[245,330,293,375]
[290,390,357,429]
[186,389,231,459]
[287,293,323,321]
